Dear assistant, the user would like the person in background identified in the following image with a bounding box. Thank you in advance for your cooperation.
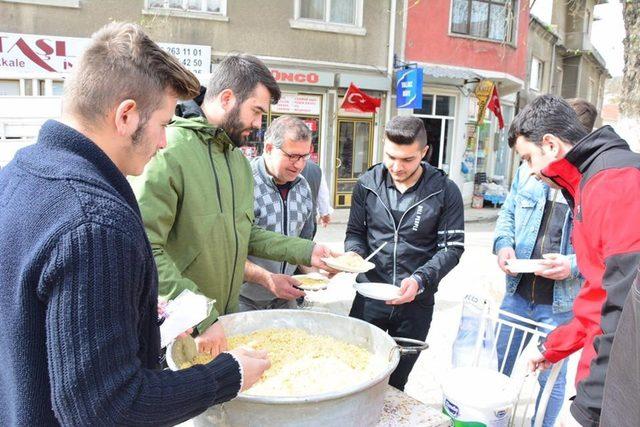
[132,54,337,358]
[566,98,598,132]
[240,115,316,311]
[301,152,333,237]
[492,99,596,427]
[0,22,268,426]
[346,116,464,390]
[317,175,333,228]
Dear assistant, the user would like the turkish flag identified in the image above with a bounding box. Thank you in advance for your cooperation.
[487,85,505,129]
[340,83,381,113]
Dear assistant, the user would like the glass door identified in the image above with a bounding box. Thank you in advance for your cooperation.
[334,118,373,207]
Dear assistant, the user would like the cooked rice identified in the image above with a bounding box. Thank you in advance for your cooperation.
[228,328,380,396]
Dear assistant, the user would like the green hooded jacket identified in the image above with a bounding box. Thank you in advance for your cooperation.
[131,116,314,332]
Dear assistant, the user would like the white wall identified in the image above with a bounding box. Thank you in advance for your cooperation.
[0,95,62,167]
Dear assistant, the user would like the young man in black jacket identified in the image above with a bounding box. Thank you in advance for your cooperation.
[346,116,465,390]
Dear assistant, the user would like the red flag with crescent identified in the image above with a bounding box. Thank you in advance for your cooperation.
[487,85,505,129]
[340,83,381,113]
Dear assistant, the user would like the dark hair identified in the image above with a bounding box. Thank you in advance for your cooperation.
[508,94,588,148]
[205,54,281,104]
[385,116,427,148]
[64,22,200,125]
[566,98,598,132]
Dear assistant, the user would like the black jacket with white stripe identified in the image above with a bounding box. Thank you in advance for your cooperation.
[345,162,464,297]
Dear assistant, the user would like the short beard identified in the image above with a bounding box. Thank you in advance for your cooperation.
[131,118,148,145]
[394,163,422,183]
[221,104,249,146]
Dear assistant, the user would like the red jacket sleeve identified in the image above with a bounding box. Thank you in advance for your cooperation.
[542,168,640,363]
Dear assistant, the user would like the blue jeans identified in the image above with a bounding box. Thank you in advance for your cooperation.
[497,293,573,427]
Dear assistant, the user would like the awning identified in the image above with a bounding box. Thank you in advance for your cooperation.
[424,65,482,81]
[418,62,524,95]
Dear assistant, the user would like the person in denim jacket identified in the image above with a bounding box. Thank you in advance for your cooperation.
[493,163,581,427]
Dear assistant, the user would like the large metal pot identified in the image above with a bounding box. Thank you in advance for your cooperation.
[188,309,427,427]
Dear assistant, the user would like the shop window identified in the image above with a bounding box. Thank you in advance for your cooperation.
[24,79,34,96]
[435,95,455,116]
[335,118,373,207]
[0,80,20,96]
[414,95,434,115]
[474,122,491,174]
[52,82,65,96]
[145,0,227,20]
[413,95,456,170]
[292,0,365,35]
[451,0,516,43]
[242,93,322,163]
[530,57,544,91]
[492,104,514,181]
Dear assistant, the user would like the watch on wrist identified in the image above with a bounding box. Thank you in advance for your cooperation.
[411,273,427,293]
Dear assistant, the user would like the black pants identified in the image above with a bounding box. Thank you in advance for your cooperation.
[349,293,434,391]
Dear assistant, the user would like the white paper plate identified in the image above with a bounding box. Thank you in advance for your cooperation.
[322,257,375,273]
[292,273,330,291]
[505,259,546,273]
[354,282,401,301]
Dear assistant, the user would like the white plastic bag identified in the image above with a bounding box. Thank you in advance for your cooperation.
[451,294,498,370]
[159,290,214,348]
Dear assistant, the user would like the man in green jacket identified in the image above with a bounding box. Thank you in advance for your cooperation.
[132,54,336,357]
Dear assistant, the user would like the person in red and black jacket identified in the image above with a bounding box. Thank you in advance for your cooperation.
[508,95,640,427]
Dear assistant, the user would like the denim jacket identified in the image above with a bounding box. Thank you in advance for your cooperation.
[493,164,581,313]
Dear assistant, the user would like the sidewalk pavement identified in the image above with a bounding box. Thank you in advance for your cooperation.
[329,206,500,225]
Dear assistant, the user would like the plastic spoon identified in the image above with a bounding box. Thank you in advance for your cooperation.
[364,241,388,262]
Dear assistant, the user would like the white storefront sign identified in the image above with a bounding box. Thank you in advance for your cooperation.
[0,32,211,75]
[269,67,334,87]
[271,93,322,115]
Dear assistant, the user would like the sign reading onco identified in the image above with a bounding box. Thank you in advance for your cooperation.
[269,67,334,87]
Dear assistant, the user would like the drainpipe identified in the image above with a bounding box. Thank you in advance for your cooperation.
[380,0,397,163]
[550,39,557,94]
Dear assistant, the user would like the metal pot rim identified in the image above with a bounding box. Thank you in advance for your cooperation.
[220,310,401,404]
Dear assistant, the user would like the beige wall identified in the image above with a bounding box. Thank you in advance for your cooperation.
[0,0,390,68]
[527,23,557,94]
[559,0,597,51]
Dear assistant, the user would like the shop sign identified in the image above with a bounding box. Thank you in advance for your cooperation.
[0,32,211,75]
[271,93,322,115]
[338,73,391,91]
[270,67,334,87]
[396,68,423,109]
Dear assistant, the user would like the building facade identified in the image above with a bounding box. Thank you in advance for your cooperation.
[525,0,610,127]
[0,0,612,205]
[398,0,528,202]
[0,0,401,207]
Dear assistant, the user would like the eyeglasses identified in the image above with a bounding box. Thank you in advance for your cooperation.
[277,147,311,164]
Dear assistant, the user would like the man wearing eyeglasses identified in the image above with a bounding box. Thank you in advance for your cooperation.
[239,115,318,311]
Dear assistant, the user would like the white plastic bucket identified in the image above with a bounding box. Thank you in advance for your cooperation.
[442,367,515,427]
